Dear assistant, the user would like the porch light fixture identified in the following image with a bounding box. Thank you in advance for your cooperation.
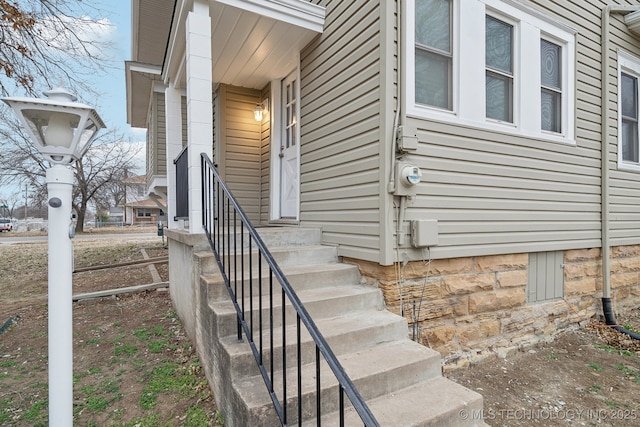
[2,87,105,426]
[254,98,269,121]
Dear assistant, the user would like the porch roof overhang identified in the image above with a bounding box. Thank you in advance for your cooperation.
[126,62,163,128]
[165,0,325,90]
[127,0,324,128]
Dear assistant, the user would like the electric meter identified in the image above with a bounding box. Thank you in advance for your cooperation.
[401,165,422,186]
[394,162,422,196]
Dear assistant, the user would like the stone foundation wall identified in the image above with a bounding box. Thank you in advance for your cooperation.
[345,245,640,368]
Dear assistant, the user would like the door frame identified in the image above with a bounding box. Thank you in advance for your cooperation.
[270,66,301,222]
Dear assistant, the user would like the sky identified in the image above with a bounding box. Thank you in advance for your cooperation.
[0,0,146,204]
[0,0,146,202]
[89,0,146,144]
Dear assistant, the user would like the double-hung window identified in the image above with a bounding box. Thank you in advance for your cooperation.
[540,39,563,133]
[618,51,640,169]
[485,15,514,123]
[415,0,452,110]
[406,0,576,144]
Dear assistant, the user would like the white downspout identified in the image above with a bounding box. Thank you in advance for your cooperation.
[600,6,640,328]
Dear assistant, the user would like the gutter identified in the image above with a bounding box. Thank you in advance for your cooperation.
[600,5,640,334]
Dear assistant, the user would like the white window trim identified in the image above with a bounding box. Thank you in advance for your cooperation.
[404,0,576,145]
[617,50,640,172]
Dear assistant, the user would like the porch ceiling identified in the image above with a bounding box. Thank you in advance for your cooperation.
[209,0,324,89]
[127,0,324,127]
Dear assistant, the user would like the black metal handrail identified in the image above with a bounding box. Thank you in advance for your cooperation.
[201,153,379,426]
[174,145,189,220]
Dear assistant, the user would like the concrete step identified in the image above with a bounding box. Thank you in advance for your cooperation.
[197,244,339,275]
[234,340,445,426]
[313,376,487,427]
[194,226,485,427]
[210,283,385,338]
[203,262,362,301]
[217,309,409,380]
[205,227,322,249]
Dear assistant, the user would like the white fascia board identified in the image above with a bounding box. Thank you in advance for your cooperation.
[127,62,162,76]
[215,0,325,33]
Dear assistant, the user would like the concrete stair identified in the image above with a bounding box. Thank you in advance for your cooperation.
[199,227,485,426]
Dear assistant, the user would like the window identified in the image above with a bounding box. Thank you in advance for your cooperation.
[621,73,638,163]
[415,0,452,110]
[485,15,513,122]
[528,251,564,303]
[405,0,576,143]
[618,51,640,170]
[540,39,562,133]
[137,208,152,217]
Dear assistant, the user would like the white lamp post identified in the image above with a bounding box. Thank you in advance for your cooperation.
[2,88,105,426]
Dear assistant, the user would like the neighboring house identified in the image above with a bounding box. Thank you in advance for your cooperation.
[108,206,124,224]
[123,175,166,225]
[126,0,640,424]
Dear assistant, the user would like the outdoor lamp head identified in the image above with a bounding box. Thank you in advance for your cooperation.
[2,87,106,165]
[254,103,263,121]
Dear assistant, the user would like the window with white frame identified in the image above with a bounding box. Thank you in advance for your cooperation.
[415,0,452,110]
[540,39,563,133]
[406,0,576,143]
[618,51,640,169]
[485,15,514,123]
[137,208,152,217]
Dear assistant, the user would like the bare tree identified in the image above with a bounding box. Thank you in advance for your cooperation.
[0,115,141,231]
[0,1,142,231]
[0,191,21,218]
[72,132,142,232]
[0,0,115,98]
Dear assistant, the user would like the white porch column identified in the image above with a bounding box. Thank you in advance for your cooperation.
[185,0,213,233]
[165,82,183,230]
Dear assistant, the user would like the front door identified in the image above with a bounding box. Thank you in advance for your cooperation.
[279,70,299,218]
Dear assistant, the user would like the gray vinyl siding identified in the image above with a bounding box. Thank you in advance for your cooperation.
[401,0,615,260]
[607,8,640,246]
[146,92,167,188]
[218,84,262,223]
[300,0,386,261]
[260,85,271,225]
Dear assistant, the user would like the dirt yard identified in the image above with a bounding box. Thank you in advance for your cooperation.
[0,231,222,426]
[2,230,640,426]
[444,312,640,427]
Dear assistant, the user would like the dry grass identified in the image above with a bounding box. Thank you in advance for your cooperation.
[0,233,222,426]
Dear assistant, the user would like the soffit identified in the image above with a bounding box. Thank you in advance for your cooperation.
[208,1,323,89]
[131,0,175,65]
[127,0,174,127]
[126,62,162,128]
[626,10,640,36]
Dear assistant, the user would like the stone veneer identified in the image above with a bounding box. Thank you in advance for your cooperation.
[345,245,640,368]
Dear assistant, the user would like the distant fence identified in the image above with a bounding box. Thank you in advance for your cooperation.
[87,220,124,228]
[12,219,48,232]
